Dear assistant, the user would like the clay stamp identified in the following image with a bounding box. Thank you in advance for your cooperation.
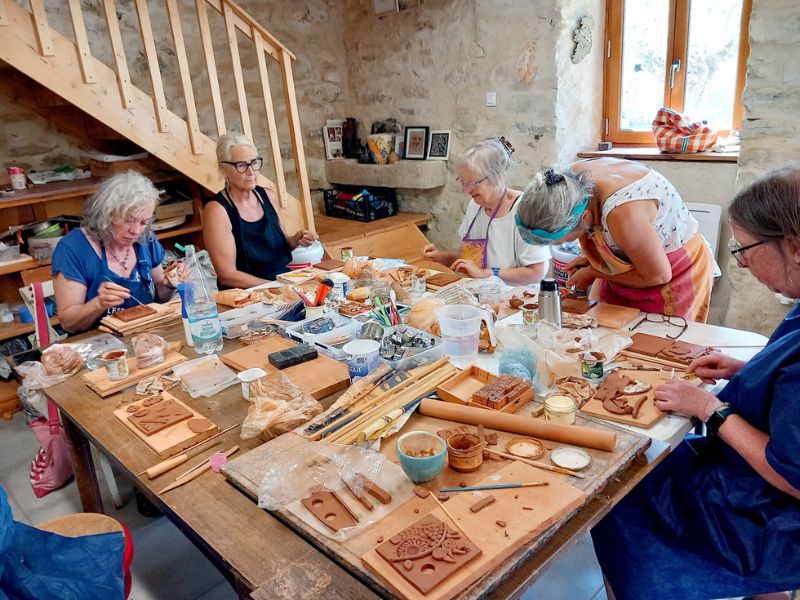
[375,514,482,594]
[471,374,532,411]
[469,495,496,513]
[300,488,358,532]
[127,397,192,436]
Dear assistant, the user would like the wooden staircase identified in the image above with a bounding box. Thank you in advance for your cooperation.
[0,0,313,233]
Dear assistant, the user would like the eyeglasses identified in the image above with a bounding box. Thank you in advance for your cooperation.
[630,313,688,339]
[727,237,772,267]
[458,176,488,192]
[221,157,263,173]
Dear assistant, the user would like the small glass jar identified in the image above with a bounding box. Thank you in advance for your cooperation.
[410,273,427,295]
[340,247,354,260]
[478,282,501,314]
[544,394,577,425]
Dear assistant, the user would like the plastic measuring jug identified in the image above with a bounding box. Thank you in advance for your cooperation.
[437,304,496,362]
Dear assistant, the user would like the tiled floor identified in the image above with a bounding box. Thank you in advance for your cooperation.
[1,411,607,600]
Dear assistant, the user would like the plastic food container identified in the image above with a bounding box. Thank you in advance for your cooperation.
[285,313,357,347]
[237,368,267,400]
[101,349,129,381]
[378,324,444,371]
[287,240,324,270]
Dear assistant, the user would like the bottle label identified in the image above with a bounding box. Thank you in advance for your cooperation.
[190,317,221,341]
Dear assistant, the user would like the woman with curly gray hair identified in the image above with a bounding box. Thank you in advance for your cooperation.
[52,171,176,333]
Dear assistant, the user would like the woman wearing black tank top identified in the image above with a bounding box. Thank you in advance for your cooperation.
[204,133,317,288]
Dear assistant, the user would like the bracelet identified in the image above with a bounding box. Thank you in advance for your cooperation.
[491,267,500,277]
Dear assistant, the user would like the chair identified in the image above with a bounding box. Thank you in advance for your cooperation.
[686,202,722,279]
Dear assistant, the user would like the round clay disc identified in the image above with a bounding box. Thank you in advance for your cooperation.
[505,436,545,459]
[126,405,140,413]
[187,418,212,433]
[550,447,591,471]
[143,394,164,407]
[133,407,149,417]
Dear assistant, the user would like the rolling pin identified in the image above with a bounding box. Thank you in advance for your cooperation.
[418,399,616,452]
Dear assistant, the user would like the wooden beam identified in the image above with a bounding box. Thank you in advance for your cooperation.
[253,30,287,209]
[195,0,226,136]
[102,0,134,108]
[279,48,313,230]
[28,0,54,56]
[166,0,202,154]
[0,1,7,26]
[135,0,169,132]
[732,0,752,130]
[223,2,251,139]
[67,0,96,83]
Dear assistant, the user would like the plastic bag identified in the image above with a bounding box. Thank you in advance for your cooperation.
[241,372,323,440]
[131,333,166,369]
[406,297,445,333]
[0,485,124,599]
[40,344,84,377]
[172,354,238,398]
[496,325,538,386]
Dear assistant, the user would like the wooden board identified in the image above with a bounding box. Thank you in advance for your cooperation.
[82,350,187,397]
[580,367,699,428]
[619,349,692,370]
[436,366,531,414]
[361,461,586,600]
[113,391,220,459]
[586,302,640,329]
[220,336,350,399]
[100,301,181,334]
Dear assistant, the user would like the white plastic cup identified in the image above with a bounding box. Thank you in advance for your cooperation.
[342,339,380,380]
[328,272,350,299]
[437,304,496,363]
[237,367,267,400]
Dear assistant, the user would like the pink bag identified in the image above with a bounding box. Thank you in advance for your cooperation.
[28,400,73,498]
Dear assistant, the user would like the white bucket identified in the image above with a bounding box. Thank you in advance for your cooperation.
[551,243,583,288]
[288,240,324,270]
[328,272,350,299]
[342,339,380,380]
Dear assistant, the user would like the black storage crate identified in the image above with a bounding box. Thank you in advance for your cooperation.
[323,185,398,222]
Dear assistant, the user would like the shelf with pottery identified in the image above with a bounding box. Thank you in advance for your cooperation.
[325,158,448,190]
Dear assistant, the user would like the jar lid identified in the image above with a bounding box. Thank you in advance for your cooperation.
[545,394,576,412]
[550,447,591,470]
[7,167,24,174]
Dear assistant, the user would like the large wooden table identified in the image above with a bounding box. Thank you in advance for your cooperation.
[48,323,670,599]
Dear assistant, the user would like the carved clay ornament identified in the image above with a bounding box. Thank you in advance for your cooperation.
[571,15,594,64]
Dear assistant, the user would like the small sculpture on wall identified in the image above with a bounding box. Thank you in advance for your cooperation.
[571,15,594,64]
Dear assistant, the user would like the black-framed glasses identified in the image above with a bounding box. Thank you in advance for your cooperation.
[221,157,263,173]
[458,176,488,192]
[630,313,688,339]
[727,237,771,267]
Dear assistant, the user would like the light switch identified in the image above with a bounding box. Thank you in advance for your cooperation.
[485,91,497,107]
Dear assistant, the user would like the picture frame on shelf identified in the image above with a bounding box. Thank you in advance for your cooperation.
[404,126,429,160]
[394,134,405,159]
[427,130,451,160]
[323,119,345,159]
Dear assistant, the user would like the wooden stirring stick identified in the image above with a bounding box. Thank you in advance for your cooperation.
[158,445,239,494]
[483,447,585,479]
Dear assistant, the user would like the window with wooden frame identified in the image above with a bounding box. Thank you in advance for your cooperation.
[603,0,751,145]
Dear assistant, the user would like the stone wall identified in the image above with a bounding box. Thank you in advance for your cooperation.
[723,0,800,334]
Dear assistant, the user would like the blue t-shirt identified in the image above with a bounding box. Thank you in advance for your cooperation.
[51,229,165,304]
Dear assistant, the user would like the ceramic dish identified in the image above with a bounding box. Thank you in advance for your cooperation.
[550,447,591,471]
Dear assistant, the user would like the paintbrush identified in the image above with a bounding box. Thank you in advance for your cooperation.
[438,481,549,493]
[104,276,147,307]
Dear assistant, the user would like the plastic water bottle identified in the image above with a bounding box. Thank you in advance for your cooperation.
[183,245,223,354]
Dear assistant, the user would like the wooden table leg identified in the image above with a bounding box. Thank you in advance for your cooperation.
[62,415,104,513]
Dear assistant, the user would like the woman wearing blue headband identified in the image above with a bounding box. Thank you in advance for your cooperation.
[516,157,713,321]
[421,137,550,285]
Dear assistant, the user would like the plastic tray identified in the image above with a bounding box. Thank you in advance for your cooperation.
[284,313,357,346]
[379,324,444,372]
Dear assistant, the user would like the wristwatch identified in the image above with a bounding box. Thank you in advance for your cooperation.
[491,267,500,277]
[705,403,734,436]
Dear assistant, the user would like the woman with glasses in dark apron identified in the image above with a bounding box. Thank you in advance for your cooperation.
[204,133,318,289]
[421,137,550,286]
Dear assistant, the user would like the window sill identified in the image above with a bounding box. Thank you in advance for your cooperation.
[577,147,738,163]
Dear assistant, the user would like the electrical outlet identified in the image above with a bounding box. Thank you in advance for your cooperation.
[485,92,497,107]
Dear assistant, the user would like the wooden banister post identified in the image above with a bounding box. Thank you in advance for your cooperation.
[279,49,314,231]
[28,0,54,56]
[102,0,134,108]
[135,0,169,133]
[196,0,226,137]
[223,2,251,139]
[166,0,202,154]
[67,0,96,83]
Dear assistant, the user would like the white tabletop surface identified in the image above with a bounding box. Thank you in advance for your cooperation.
[459,309,769,448]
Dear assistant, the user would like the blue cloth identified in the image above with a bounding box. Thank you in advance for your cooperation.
[0,486,124,599]
[591,304,800,600]
[52,229,165,326]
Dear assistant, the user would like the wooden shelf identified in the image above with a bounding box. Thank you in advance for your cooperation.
[0,316,59,342]
[156,223,203,241]
[577,147,738,163]
[325,159,448,189]
[0,257,49,276]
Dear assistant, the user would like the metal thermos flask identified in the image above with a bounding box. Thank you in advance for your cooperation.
[538,278,562,327]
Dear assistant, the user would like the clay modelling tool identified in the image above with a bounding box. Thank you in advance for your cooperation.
[439,481,548,493]
[158,445,239,494]
[104,276,147,308]
[483,447,585,479]
[136,424,237,478]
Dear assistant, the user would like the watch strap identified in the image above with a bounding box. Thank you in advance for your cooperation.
[706,404,734,436]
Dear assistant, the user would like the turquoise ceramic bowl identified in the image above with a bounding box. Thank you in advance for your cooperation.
[396,431,447,484]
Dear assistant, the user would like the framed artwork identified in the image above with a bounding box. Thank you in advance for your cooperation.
[427,130,451,160]
[323,119,345,159]
[404,126,429,160]
[394,134,405,158]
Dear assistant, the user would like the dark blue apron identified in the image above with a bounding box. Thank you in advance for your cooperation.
[101,242,155,317]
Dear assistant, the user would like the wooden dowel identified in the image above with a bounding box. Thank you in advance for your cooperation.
[419,398,617,452]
